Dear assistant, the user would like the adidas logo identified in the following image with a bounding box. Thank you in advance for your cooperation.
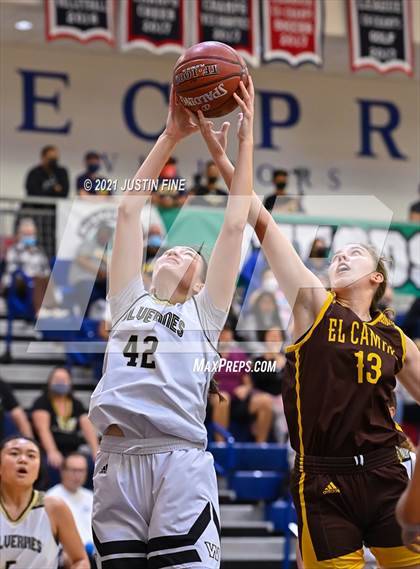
[322,482,340,495]
[99,464,108,475]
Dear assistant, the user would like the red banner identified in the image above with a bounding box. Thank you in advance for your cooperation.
[121,0,188,54]
[262,0,323,66]
[347,0,414,76]
[45,0,115,45]
[194,0,260,67]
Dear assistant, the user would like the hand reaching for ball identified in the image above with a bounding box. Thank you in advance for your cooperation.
[233,76,254,143]
[164,86,199,142]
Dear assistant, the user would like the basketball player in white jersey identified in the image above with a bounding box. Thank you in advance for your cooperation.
[0,435,89,569]
[89,78,255,569]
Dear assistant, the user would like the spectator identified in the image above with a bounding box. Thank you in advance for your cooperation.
[25,145,69,199]
[263,169,304,213]
[408,190,420,222]
[47,453,94,552]
[155,157,186,209]
[76,151,105,197]
[0,377,33,439]
[69,222,113,313]
[190,161,228,207]
[210,326,273,443]
[31,367,98,469]
[0,217,55,362]
[243,291,282,342]
[251,329,288,443]
[2,217,50,293]
[304,238,329,285]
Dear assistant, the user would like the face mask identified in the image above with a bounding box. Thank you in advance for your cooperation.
[208,176,218,185]
[88,163,100,174]
[313,247,328,258]
[48,158,58,169]
[21,236,37,247]
[276,182,286,191]
[262,278,278,293]
[148,235,162,248]
[50,383,71,396]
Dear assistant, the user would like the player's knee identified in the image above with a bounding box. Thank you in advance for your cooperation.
[253,392,273,412]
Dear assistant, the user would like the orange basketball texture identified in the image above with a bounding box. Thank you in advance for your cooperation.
[173,41,249,118]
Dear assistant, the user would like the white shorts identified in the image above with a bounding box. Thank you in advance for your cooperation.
[92,436,221,569]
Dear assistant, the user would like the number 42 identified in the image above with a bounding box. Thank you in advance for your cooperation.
[123,335,158,368]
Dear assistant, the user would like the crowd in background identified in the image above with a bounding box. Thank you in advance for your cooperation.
[0,144,419,564]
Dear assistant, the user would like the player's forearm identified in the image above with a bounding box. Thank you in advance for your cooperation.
[223,140,253,228]
[119,132,177,214]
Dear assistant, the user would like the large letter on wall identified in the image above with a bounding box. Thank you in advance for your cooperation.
[258,91,300,150]
[123,80,169,141]
[17,70,71,134]
[357,99,406,160]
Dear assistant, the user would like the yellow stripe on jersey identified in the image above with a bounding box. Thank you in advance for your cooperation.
[286,292,334,354]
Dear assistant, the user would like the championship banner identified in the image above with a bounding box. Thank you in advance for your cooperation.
[194,0,260,67]
[347,0,414,76]
[45,0,115,45]
[121,0,188,54]
[261,0,323,66]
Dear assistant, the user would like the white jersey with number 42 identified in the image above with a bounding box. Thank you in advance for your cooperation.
[89,278,226,445]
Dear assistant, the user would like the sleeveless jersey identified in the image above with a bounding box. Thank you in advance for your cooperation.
[0,491,59,569]
[283,292,406,457]
[89,279,226,445]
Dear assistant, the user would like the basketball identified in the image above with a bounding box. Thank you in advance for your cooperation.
[173,41,249,118]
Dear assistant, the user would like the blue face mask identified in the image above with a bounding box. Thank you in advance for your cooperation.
[21,236,37,247]
[50,383,71,396]
[87,163,100,174]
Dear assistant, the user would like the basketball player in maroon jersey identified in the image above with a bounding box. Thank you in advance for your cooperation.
[196,116,420,568]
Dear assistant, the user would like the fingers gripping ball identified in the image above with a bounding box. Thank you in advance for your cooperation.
[173,41,249,118]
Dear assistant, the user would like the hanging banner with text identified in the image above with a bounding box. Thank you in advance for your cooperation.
[261,0,323,66]
[121,0,188,54]
[45,0,115,45]
[194,0,260,66]
[347,0,413,76]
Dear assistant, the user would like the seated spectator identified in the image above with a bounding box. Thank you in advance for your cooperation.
[304,238,329,285]
[210,326,273,443]
[25,145,69,199]
[154,157,187,209]
[0,377,33,439]
[190,161,227,207]
[47,453,94,554]
[408,196,420,222]
[263,169,304,213]
[69,222,112,314]
[0,217,54,361]
[76,151,106,197]
[31,367,98,469]
[242,290,282,342]
[251,328,288,443]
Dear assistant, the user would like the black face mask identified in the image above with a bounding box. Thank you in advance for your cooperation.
[276,182,286,191]
[208,176,218,185]
[48,158,58,170]
[313,247,328,258]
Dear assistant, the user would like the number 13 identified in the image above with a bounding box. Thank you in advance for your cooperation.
[354,351,382,384]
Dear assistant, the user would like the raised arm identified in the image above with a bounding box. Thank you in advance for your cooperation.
[110,89,198,296]
[197,115,327,336]
[201,79,254,311]
[397,336,420,404]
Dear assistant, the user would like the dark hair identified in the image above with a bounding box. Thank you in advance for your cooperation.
[41,145,56,158]
[272,169,288,180]
[0,436,46,489]
[85,151,100,161]
[62,452,88,470]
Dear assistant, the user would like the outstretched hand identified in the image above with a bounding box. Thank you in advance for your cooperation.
[234,76,254,143]
[164,87,199,142]
[194,110,230,158]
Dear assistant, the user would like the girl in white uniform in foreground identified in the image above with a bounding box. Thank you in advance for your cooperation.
[0,436,89,569]
[89,79,255,569]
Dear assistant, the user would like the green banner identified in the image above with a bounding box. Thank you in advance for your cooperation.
[163,206,420,296]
